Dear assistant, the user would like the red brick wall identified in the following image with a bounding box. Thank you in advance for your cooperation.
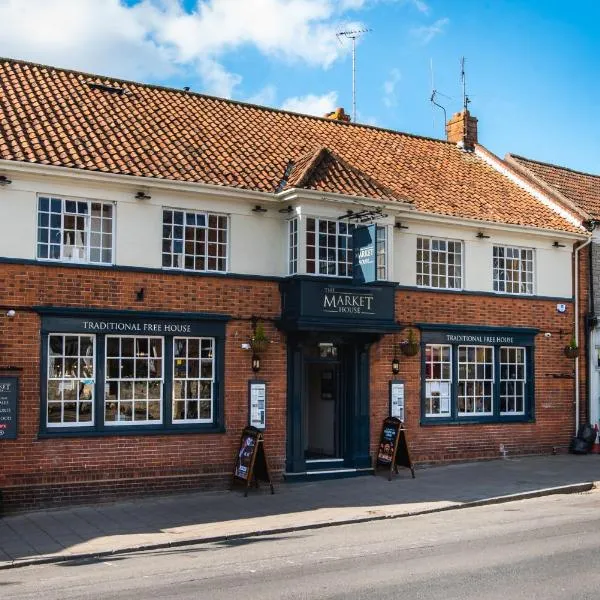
[369,289,580,463]
[0,263,286,511]
[0,261,584,510]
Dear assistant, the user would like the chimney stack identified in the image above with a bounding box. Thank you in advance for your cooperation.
[324,107,351,123]
[446,110,478,149]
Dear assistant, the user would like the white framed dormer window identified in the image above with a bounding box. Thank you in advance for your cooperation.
[288,218,298,275]
[306,217,355,277]
[493,245,534,295]
[37,196,113,264]
[416,237,462,289]
[162,209,228,272]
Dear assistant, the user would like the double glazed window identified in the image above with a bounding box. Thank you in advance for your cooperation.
[416,237,462,289]
[37,196,113,264]
[162,209,228,272]
[493,246,534,295]
[423,333,532,423]
[44,328,219,431]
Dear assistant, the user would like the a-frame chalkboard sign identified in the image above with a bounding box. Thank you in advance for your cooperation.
[374,416,415,481]
[233,426,275,496]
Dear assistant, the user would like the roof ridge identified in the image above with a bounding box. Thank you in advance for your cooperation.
[508,153,600,179]
[0,55,457,146]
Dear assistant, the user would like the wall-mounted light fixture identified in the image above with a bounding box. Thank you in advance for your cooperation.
[394,222,409,230]
[252,205,268,214]
[391,357,400,375]
[476,232,490,239]
[552,241,566,248]
[136,287,145,301]
[278,205,293,214]
[252,355,261,372]
[135,191,151,201]
[0,175,12,187]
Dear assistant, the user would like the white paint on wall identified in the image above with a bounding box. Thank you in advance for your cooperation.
[0,188,37,259]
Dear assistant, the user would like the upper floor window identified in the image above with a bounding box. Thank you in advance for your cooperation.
[162,209,228,272]
[288,218,298,275]
[37,196,113,264]
[416,237,462,289]
[306,218,355,277]
[493,246,534,295]
[376,226,387,280]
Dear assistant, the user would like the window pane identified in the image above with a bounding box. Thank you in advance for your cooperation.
[416,237,462,289]
[424,344,452,417]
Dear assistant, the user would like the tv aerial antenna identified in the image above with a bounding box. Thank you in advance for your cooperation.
[429,58,450,136]
[336,28,371,123]
[460,56,471,112]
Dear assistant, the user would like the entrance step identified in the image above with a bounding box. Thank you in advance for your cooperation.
[284,467,374,483]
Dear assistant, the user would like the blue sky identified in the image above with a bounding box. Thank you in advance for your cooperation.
[1,0,599,174]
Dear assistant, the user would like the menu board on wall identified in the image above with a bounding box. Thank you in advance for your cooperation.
[248,381,266,430]
[389,381,405,421]
[0,376,18,440]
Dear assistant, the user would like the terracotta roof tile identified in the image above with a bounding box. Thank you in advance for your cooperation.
[0,57,582,234]
[507,154,600,219]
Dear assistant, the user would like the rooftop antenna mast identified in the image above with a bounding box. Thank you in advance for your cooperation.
[336,28,371,123]
[461,56,471,112]
[429,58,447,135]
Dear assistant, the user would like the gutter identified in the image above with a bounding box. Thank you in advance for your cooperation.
[575,236,593,434]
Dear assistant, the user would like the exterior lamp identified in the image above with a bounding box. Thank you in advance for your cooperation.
[252,355,261,373]
[391,357,400,375]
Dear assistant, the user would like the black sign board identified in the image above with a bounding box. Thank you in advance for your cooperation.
[374,417,415,481]
[0,377,18,440]
[233,426,274,496]
[352,224,377,285]
[279,278,399,333]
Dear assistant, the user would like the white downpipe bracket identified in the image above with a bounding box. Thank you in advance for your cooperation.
[574,237,592,434]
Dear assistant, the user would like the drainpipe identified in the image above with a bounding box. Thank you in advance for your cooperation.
[575,237,593,434]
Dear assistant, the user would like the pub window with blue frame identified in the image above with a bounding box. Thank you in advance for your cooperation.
[421,327,535,424]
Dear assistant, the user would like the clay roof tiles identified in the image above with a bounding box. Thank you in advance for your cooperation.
[507,154,600,219]
[0,57,583,234]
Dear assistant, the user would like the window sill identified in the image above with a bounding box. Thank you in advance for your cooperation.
[38,424,226,438]
[420,417,534,426]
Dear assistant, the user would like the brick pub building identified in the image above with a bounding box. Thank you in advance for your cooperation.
[0,59,589,511]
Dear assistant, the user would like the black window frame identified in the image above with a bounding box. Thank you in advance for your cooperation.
[419,324,537,425]
[37,308,228,437]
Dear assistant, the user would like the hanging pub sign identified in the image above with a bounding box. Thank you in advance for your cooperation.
[0,376,18,440]
[233,426,274,496]
[374,416,415,481]
[352,224,377,285]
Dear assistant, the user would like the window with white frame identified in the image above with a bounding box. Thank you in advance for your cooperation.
[162,209,228,272]
[288,218,298,275]
[376,226,387,280]
[424,344,452,417]
[458,346,494,415]
[500,347,526,414]
[37,196,113,264]
[493,246,534,295]
[172,337,214,423]
[104,337,163,424]
[416,237,462,289]
[306,218,355,277]
[47,334,95,426]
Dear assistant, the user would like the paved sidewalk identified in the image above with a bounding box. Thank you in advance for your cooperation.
[1,454,599,569]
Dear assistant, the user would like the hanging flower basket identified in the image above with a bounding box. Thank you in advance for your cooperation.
[564,345,579,358]
[399,329,419,357]
[250,322,269,355]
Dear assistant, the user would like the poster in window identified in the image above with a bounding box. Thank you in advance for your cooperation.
[248,381,266,430]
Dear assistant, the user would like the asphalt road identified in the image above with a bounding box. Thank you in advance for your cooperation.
[3,489,600,600]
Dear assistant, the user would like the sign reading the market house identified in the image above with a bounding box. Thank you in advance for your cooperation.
[0,376,18,440]
[322,288,376,316]
[352,224,377,285]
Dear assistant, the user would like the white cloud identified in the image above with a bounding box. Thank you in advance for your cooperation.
[410,17,449,44]
[281,91,338,116]
[247,85,278,107]
[409,0,429,14]
[383,68,401,108]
